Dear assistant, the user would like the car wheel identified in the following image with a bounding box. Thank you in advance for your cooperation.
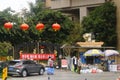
[21,70,28,77]
[39,68,44,75]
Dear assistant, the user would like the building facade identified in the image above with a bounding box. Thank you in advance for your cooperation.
[113,0,120,50]
[45,0,120,50]
[46,0,106,22]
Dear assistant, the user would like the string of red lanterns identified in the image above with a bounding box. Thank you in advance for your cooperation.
[4,22,61,31]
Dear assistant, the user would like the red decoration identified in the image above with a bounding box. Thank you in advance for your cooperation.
[52,23,61,31]
[36,23,44,31]
[40,46,45,49]
[4,22,13,30]
[20,53,56,60]
[20,23,29,31]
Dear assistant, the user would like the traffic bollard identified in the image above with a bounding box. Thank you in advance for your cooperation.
[0,62,8,80]
[2,67,8,80]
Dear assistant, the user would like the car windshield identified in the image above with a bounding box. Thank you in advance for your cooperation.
[9,61,21,65]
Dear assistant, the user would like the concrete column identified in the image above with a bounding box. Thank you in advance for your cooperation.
[45,0,51,8]
[79,7,88,23]
[113,0,120,50]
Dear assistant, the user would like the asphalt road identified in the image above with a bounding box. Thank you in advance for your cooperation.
[4,69,120,80]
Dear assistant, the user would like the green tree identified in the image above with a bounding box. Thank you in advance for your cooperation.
[0,42,12,57]
[81,2,117,47]
[0,1,79,46]
[0,8,23,45]
[65,22,84,44]
[26,2,74,44]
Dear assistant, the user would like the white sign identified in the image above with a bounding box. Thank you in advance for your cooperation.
[109,65,117,72]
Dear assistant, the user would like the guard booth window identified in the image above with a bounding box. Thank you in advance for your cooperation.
[86,56,94,64]
[86,56,101,64]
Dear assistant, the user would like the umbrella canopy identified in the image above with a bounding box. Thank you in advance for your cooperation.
[84,49,103,56]
[104,50,119,56]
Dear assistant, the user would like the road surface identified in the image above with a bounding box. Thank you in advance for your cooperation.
[3,69,120,80]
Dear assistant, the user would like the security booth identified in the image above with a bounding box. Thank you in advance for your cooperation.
[0,61,8,80]
[61,41,116,72]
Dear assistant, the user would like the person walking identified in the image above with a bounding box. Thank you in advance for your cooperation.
[77,57,82,74]
[48,57,54,68]
[72,56,78,72]
[47,57,54,75]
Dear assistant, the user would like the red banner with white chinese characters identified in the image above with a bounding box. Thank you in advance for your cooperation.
[20,53,56,60]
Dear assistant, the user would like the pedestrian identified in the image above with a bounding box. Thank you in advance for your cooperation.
[77,57,82,74]
[72,56,78,72]
[48,57,54,68]
[47,57,54,75]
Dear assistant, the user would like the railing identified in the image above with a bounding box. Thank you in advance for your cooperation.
[51,0,105,9]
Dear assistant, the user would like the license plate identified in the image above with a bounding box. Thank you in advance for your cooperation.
[9,67,13,70]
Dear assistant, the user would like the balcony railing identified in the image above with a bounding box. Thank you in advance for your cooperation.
[51,0,105,9]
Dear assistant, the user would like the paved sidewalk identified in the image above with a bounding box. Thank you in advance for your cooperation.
[50,69,120,80]
[2,69,120,80]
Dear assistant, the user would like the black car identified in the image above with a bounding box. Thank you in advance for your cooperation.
[8,59,45,77]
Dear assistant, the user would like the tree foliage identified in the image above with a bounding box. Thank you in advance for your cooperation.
[0,8,23,45]
[0,1,75,45]
[81,2,117,47]
[0,42,12,57]
[0,0,83,55]
[65,22,84,44]
[26,2,74,44]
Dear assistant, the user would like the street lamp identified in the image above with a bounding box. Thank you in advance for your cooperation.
[35,23,45,54]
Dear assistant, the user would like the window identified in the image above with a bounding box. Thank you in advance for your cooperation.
[29,61,36,64]
[23,61,30,64]
[9,61,21,65]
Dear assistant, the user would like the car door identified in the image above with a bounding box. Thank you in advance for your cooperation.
[23,61,33,73]
[28,60,39,73]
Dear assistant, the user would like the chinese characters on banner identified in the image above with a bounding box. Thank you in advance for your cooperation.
[20,53,56,60]
[61,59,68,68]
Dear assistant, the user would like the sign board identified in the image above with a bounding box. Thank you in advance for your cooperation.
[76,42,104,47]
[117,64,120,71]
[109,65,117,72]
[20,53,56,60]
[61,59,68,68]
[0,57,7,61]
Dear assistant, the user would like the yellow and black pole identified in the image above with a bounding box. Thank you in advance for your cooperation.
[2,66,7,80]
[0,62,8,80]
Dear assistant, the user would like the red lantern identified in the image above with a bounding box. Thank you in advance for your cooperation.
[4,22,13,30]
[36,23,44,31]
[52,23,61,31]
[20,23,29,31]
